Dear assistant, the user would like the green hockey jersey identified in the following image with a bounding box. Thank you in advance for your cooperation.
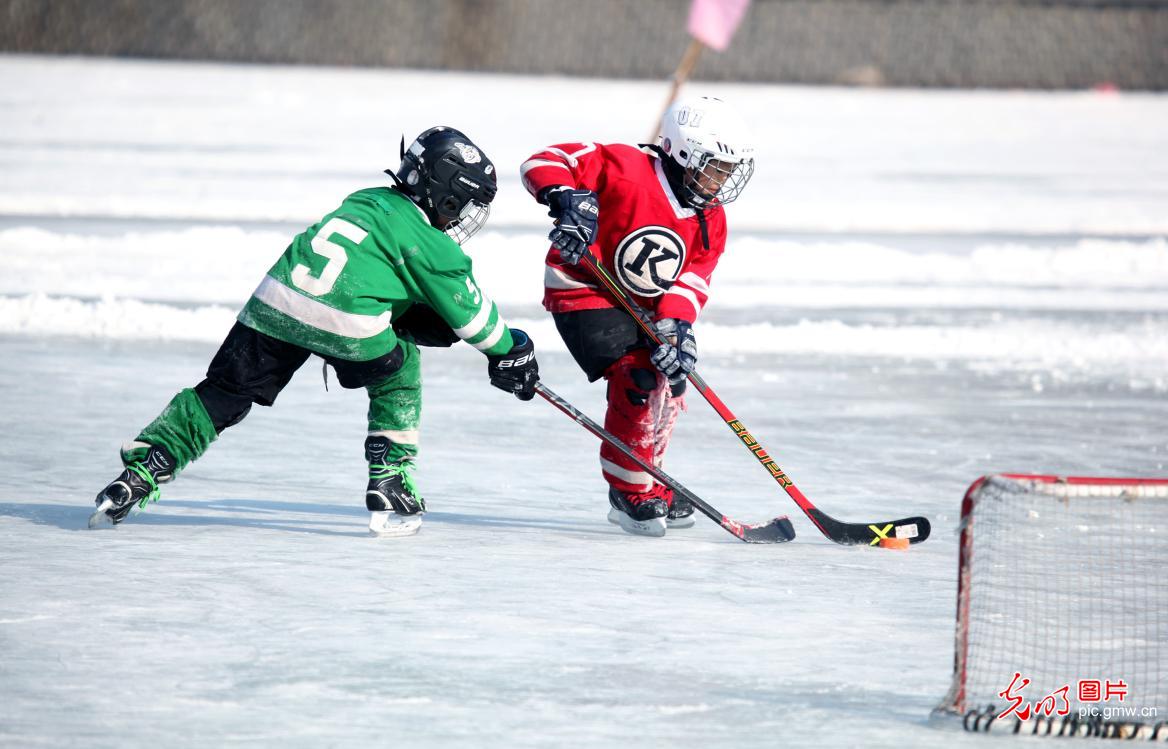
[238,187,514,361]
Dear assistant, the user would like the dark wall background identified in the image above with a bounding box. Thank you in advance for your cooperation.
[3,0,1166,89]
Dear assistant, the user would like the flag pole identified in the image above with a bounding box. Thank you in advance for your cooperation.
[648,38,705,143]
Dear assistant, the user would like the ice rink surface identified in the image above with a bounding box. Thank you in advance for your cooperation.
[0,55,1165,747]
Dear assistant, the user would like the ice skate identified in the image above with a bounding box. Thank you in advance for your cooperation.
[365,437,424,538]
[89,443,175,528]
[607,485,671,537]
[665,489,695,529]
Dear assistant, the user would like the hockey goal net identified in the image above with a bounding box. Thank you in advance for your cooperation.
[936,474,1167,739]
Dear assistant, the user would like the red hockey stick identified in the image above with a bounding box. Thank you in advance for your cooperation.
[579,252,929,546]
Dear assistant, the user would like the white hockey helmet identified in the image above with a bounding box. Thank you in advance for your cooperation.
[658,96,755,209]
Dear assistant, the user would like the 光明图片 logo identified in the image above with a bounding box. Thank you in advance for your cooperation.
[996,673,1157,722]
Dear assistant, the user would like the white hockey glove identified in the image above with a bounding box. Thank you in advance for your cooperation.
[544,186,599,265]
[650,318,697,383]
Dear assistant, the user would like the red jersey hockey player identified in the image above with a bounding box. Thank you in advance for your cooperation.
[521,96,756,537]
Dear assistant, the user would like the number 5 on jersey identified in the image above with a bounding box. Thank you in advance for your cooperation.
[291,217,368,296]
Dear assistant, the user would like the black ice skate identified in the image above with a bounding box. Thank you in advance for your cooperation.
[607,485,671,537]
[365,436,425,537]
[89,443,175,528]
[666,487,695,529]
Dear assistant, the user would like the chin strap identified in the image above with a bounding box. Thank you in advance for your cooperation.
[383,167,408,192]
[644,144,709,250]
[385,133,424,204]
[695,208,709,251]
[384,134,408,186]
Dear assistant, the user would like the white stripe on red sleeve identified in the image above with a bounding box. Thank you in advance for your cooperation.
[677,271,710,294]
[663,286,702,320]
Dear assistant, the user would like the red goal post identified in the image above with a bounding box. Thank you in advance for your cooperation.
[936,474,1168,739]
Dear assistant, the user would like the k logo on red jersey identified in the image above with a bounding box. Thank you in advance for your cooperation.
[614,226,687,297]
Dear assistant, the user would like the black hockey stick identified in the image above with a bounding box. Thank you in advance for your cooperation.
[535,383,795,544]
[579,253,931,547]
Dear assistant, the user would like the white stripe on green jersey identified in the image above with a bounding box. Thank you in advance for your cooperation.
[250,274,394,339]
[238,187,515,361]
[453,295,493,339]
[470,318,506,352]
[453,295,509,352]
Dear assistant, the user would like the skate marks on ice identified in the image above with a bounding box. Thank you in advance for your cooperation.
[0,498,637,539]
[0,498,369,536]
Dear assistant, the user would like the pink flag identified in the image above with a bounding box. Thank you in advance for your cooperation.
[687,0,751,52]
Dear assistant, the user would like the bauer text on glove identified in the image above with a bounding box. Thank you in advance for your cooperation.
[487,329,539,401]
[543,186,599,265]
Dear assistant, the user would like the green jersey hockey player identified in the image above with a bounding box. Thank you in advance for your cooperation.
[91,126,540,537]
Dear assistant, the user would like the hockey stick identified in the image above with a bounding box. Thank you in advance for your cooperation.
[579,252,930,546]
[535,383,795,544]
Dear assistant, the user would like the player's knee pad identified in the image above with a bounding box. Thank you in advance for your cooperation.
[603,356,659,462]
[328,346,406,390]
[194,379,254,433]
[630,367,657,396]
[623,368,658,407]
[605,352,660,412]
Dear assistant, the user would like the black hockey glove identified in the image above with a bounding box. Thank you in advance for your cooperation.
[543,186,599,265]
[650,318,697,383]
[487,328,539,401]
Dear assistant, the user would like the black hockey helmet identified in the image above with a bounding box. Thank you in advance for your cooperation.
[387,126,497,244]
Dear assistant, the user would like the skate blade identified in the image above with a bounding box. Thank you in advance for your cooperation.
[666,514,695,529]
[608,508,666,538]
[87,499,116,529]
[368,511,422,538]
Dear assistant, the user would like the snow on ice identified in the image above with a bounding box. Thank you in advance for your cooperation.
[1,55,1166,748]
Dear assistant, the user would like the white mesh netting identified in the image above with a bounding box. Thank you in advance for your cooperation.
[938,475,1167,728]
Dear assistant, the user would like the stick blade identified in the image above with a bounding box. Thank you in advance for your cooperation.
[809,510,931,546]
[729,515,796,544]
[893,516,930,544]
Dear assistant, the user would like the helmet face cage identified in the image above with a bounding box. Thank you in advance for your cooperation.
[423,150,495,244]
[680,150,755,208]
[445,200,491,245]
[659,96,755,210]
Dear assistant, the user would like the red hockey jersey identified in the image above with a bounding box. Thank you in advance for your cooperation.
[520,142,727,323]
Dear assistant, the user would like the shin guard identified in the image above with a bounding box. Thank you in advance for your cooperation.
[134,388,219,475]
[652,392,686,468]
[600,351,664,493]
